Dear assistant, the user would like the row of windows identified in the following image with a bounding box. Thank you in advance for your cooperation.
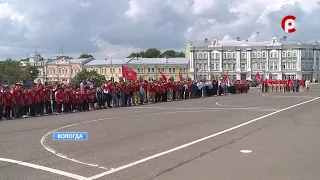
[47,68,81,75]
[195,50,320,60]
[88,67,187,74]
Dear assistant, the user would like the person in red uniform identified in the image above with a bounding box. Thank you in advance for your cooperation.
[29,85,38,117]
[81,88,89,111]
[289,79,294,92]
[285,79,290,92]
[3,86,13,119]
[22,87,30,117]
[280,79,285,92]
[88,88,95,110]
[12,83,23,118]
[44,85,52,114]
[55,86,63,114]
[0,88,4,120]
[299,79,305,92]
[36,83,45,115]
[263,79,268,92]
[62,87,70,113]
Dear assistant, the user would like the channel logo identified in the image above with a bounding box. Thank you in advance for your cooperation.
[53,132,88,141]
[281,15,296,33]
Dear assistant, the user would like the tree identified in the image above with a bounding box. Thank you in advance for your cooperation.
[127,49,185,58]
[20,65,40,83]
[0,59,23,84]
[79,54,94,59]
[71,69,106,87]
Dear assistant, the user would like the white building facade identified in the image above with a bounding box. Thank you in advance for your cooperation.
[20,52,47,83]
[189,37,320,81]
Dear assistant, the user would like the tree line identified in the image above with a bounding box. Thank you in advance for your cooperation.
[127,48,185,58]
[0,58,39,85]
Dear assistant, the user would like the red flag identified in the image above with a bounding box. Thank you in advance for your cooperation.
[222,71,228,83]
[179,72,183,82]
[159,70,167,81]
[122,65,137,80]
[254,72,260,80]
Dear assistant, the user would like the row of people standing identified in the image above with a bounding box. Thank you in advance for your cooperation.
[260,79,311,92]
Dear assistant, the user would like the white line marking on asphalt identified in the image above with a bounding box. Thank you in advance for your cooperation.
[41,110,218,170]
[0,158,87,180]
[129,107,278,111]
[240,150,252,153]
[85,97,320,180]
[261,94,316,98]
[215,97,262,108]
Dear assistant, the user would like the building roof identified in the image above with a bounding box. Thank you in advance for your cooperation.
[127,58,189,65]
[84,58,189,66]
[189,37,320,48]
[85,58,131,66]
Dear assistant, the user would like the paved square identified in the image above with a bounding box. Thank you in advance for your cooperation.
[1,85,320,180]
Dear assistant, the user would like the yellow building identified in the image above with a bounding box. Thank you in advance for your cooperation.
[84,57,190,82]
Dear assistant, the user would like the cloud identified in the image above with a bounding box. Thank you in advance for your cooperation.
[0,0,319,60]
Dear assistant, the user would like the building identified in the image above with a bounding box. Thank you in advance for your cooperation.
[20,52,48,83]
[84,57,189,82]
[187,36,320,81]
[46,56,94,84]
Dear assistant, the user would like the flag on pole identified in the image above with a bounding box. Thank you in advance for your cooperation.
[179,71,183,82]
[254,72,260,80]
[159,70,167,81]
[222,71,228,83]
[122,65,137,80]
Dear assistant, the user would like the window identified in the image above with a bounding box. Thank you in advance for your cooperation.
[302,50,305,57]
[262,62,265,69]
[216,53,220,59]
[274,52,278,57]
[282,51,286,57]
[169,68,171,73]
[119,68,121,73]
[228,63,231,69]
[262,52,266,58]
[252,52,256,58]
[138,68,140,73]
[223,53,227,59]
[151,68,154,73]
[216,63,220,69]
[172,68,176,73]
[241,53,246,59]
[306,51,309,58]
[232,53,236,59]
[228,53,231,59]
[148,68,151,73]
[241,63,246,70]
[233,63,236,70]
[211,53,215,59]
[310,51,313,57]
[282,63,286,69]
[257,62,260,69]
[274,62,278,70]
[270,62,273,70]
[204,53,207,59]
[257,52,261,58]
[183,68,186,72]
[287,51,291,57]
[270,52,274,58]
[293,50,297,57]
[53,70,55,74]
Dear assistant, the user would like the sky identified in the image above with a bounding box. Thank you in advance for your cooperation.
[0,0,319,60]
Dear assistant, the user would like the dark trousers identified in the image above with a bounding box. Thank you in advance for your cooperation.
[56,103,62,113]
[63,103,70,113]
[0,105,3,120]
[82,101,89,111]
[37,102,44,115]
[30,103,37,116]
[45,101,52,114]
[22,105,29,115]
[13,104,22,118]
[106,94,112,107]
[4,106,11,119]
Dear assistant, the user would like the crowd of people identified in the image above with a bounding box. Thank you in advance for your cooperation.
[259,78,311,92]
[0,79,251,120]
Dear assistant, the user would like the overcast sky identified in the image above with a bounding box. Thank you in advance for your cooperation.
[0,0,319,60]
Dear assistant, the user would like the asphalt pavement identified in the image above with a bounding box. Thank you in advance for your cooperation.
[1,84,320,180]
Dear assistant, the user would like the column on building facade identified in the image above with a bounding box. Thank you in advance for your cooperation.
[219,50,223,71]
[265,49,269,79]
[296,48,302,79]
[278,49,282,72]
[236,49,241,80]
[246,49,251,71]
[190,51,194,80]
[313,49,317,81]
[207,50,211,80]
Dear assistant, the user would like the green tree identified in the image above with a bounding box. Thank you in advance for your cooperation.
[79,54,94,58]
[128,49,185,58]
[20,65,40,83]
[71,69,106,87]
[169,76,175,81]
[0,58,24,84]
